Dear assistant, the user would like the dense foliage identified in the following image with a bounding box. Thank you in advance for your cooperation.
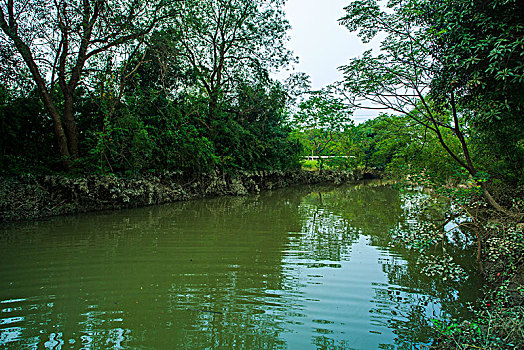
[424,0,524,191]
[326,0,522,207]
[0,0,300,175]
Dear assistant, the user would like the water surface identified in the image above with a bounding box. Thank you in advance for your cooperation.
[0,182,480,349]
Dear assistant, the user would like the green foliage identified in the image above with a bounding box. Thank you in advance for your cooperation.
[169,0,293,122]
[0,87,61,174]
[425,0,524,121]
[347,115,407,171]
[0,0,299,175]
[299,159,319,171]
[339,0,524,215]
[212,82,301,171]
[424,0,524,187]
[434,221,524,350]
[0,67,299,176]
[294,90,353,171]
[338,0,482,183]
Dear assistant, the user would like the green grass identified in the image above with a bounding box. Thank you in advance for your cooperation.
[300,159,320,171]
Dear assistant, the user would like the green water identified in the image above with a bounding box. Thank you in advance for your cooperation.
[0,182,480,349]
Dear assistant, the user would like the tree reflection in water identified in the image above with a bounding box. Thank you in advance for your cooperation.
[0,182,481,349]
[289,183,481,349]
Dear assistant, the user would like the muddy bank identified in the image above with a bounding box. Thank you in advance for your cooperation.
[0,169,381,222]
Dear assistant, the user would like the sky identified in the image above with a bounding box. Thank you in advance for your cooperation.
[280,0,380,123]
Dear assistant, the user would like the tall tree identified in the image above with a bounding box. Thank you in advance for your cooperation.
[0,0,170,168]
[424,0,524,184]
[338,0,506,212]
[171,0,293,129]
[425,0,524,123]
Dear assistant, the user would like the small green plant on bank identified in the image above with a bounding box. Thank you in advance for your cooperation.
[300,159,319,171]
[299,158,353,171]
[431,301,524,349]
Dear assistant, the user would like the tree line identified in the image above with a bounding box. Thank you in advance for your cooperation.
[1,0,300,174]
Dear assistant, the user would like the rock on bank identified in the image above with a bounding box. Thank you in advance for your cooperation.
[1,170,380,222]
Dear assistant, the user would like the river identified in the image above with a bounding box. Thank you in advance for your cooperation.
[0,181,481,349]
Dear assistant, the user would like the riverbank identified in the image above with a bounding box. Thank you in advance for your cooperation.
[434,216,524,349]
[425,202,524,349]
[0,169,382,223]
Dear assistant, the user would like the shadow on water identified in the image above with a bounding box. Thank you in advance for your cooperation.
[0,181,481,349]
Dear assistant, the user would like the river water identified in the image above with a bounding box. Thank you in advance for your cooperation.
[0,182,481,349]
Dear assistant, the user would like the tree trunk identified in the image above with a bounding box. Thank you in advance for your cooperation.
[63,96,79,158]
[208,90,218,120]
[480,184,507,214]
[45,99,72,169]
[465,164,506,214]
[0,20,73,169]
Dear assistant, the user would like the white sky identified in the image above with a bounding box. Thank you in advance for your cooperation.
[279,0,380,122]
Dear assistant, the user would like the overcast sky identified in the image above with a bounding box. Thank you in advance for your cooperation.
[280,0,380,122]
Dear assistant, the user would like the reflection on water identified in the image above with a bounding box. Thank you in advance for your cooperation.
[0,182,481,349]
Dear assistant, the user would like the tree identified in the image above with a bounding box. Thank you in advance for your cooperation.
[170,0,293,129]
[423,0,524,186]
[424,0,524,123]
[0,0,171,168]
[338,0,506,212]
[211,81,301,170]
[295,90,353,172]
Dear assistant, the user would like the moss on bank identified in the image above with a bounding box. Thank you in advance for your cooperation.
[0,169,379,223]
